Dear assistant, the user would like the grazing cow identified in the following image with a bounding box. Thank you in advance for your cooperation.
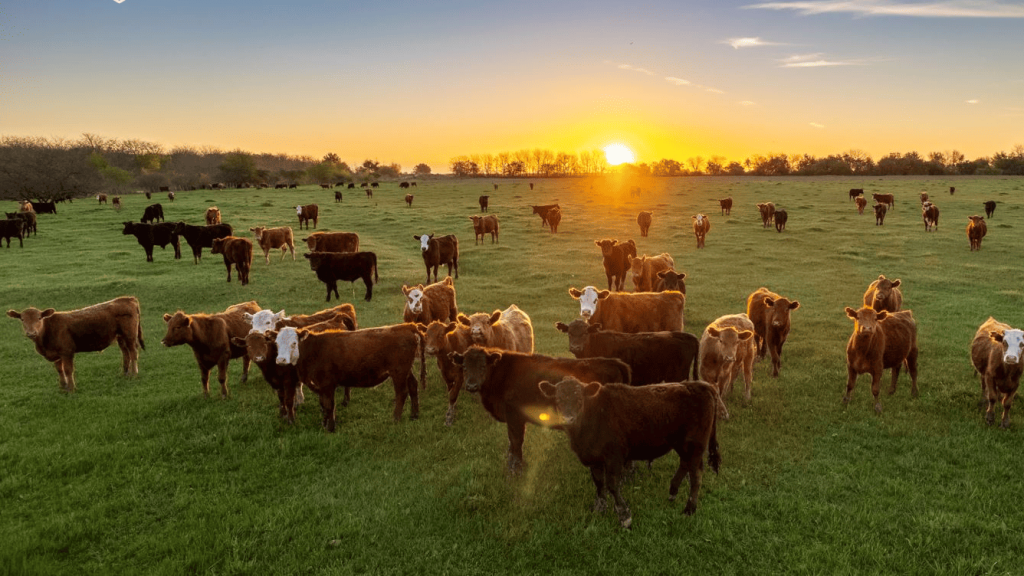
[304,251,378,302]
[97,193,107,205]
[399,182,410,189]
[492,183,498,190]
[347,183,355,189]
[159,186,170,193]
[402,277,458,325]
[855,196,867,215]
[637,211,653,237]
[919,191,929,204]
[873,203,887,226]
[275,184,288,189]
[296,204,318,230]
[756,203,775,228]
[984,201,996,218]
[479,195,489,212]
[122,221,182,262]
[140,203,164,224]
[275,323,425,430]
[112,197,122,211]
[971,317,1024,428]
[5,211,36,237]
[411,182,417,187]
[469,214,499,245]
[210,237,254,286]
[746,287,800,378]
[205,206,221,226]
[414,233,459,283]
[249,226,295,264]
[594,238,637,292]
[0,218,23,247]
[554,319,700,384]
[629,186,641,198]
[320,183,331,190]
[457,305,534,353]
[334,191,342,203]
[416,320,473,425]
[33,201,57,215]
[371,182,379,188]
[289,184,298,189]
[172,222,233,264]
[629,253,675,293]
[531,204,560,227]
[719,198,733,215]
[365,187,373,199]
[692,214,710,249]
[849,188,864,201]
[547,206,562,233]
[334,181,345,188]
[843,306,919,414]
[569,286,685,333]
[657,269,686,294]
[302,231,360,253]
[950,186,956,195]
[168,191,175,202]
[529,182,533,190]
[774,209,788,232]
[538,377,722,527]
[405,194,413,207]
[7,296,144,392]
[967,215,987,251]
[699,314,756,402]
[872,193,895,208]
[449,346,631,474]
[922,202,939,232]
[161,302,260,398]
[863,275,903,312]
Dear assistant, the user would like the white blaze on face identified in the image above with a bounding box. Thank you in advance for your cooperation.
[295,206,303,217]
[248,309,286,334]
[419,235,430,252]
[1002,329,1024,365]
[406,289,424,314]
[695,214,706,226]
[577,286,600,320]
[276,327,301,366]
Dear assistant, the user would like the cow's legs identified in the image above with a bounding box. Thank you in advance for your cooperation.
[362,277,373,302]
[224,260,232,283]
[339,386,348,407]
[604,464,632,529]
[61,356,76,392]
[888,363,902,396]
[392,372,408,421]
[842,365,859,405]
[869,370,883,413]
[742,353,754,401]
[216,360,230,399]
[1000,391,1016,429]
[445,371,462,427]
[907,347,919,398]
[199,366,211,397]
[589,466,608,513]
[53,359,67,391]
[676,443,705,516]
[240,355,250,384]
[983,375,997,425]
[506,418,527,475]
[318,390,337,432]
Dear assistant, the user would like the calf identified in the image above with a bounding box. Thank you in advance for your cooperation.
[304,251,378,302]
[919,191,929,204]
[399,182,410,189]
[347,183,355,189]
[334,191,343,203]
[211,236,253,286]
[249,226,295,264]
[570,286,685,332]
[414,233,459,283]
[33,201,57,215]
[967,215,987,251]
[630,253,674,292]
[449,346,631,474]
[402,276,458,325]
[719,198,733,215]
[746,287,800,378]
[205,206,221,225]
[547,206,562,233]
[922,202,939,232]
[415,320,473,425]
[863,275,903,312]
[122,221,182,262]
[168,191,175,202]
[539,377,722,527]
[756,203,775,228]
[97,193,108,204]
[140,203,164,224]
[971,317,1024,428]
[173,222,233,264]
[594,238,637,292]
[843,306,919,413]
[984,201,996,218]
[405,194,413,207]
[469,215,499,245]
[0,218,24,248]
[699,314,756,403]
[244,304,357,335]
[19,201,33,213]
[320,183,331,190]
[849,188,864,201]
[232,331,302,423]
[950,186,956,195]
[7,296,143,391]
[872,193,895,208]
[656,269,686,294]
[636,211,653,237]
[531,204,560,227]
[457,304,534,353]
[855,196,867,215]
[161,301,260,398]
[302,231,360,253]
[296,204,319,229]
[873,203,887,226]
[365,187,373,199]
[554,319,699,384]
[774,209,788,232]
[692,214,710,248]
[371,182,379,188]
[112,197,122,210]
[6,211,36,236]
[479,195,489,212]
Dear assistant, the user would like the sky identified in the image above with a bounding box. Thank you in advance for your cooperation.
[2,0,1022,172]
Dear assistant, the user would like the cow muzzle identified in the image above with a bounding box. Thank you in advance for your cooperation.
[1004,354,1021,365]
[253,355,265,363]
[276,357,289,366]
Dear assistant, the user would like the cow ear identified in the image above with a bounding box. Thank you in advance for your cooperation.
[489,311,501,325]
[444,322,458,334]
[891,279,901,288]
[597,290,611,299]
[457,313,471,326]
[297,329,312,341]
[401,285,410,295]
[243,313,254,324]
[443,277,453,286]
[763,297,775,308]
[589,323,602,333]
[990,331,1005,343]
[875,311,888,321]
[845,307,858,319]
[303,253,311,259]
[7,310,20,319]
[486,351,503,364]
[449,352,464,365]
[707,327,721,338]
[582,381,602,397]
[657,270,668,279]
[538,381,557,398]
[789,301,801,310]
[162,313,172,323]
[738,330,754,341]
[568,288,582,299]
[691,215,697,220]
[414,323,428,334]
[40,309,56,318]
[554,322,569,333]
[593,240,601,247]
[413,235,421,240]
[230,337,246,347]
[185,316,193,327]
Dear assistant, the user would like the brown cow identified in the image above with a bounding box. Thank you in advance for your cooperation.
[970,317,1024,428]
[692,214,710,249]
[7,296,144,392]
[699,314,756,403]
[305,251,378,302]
[594,238,637,292]
[636,211,653,237]
[719,198,733,215]
[112,197,122,211]
[210,237,253,286]
[469,214,499,245]
[479,195,489,212]
[19,201,33,213]
[872,193,895,208]
[538,377,722,527]
[863,275,903,312]
[531,204,560,227]
[849,188,864,201]
[967,215,987,251]
[97,193,107,205]
[414,233,459,283]
[919,191,929,204]
[855,196,867,215]
[161,301,260,398]
[756,203,775,228]
[205,206,222,226]
[0,218,23,247]
[402,277,459,325]
[950,186,956,195]
[302,231,360,253]
[296,204,318,230]
[746,288,800,378]
[984,201,996,218]
[334,190,342,203]
[569,286,685,333]
[250,226,295,264]
[457,304,534,353]
[402,193,412,207]
[547,206,562,233]
[168,191,175,202]
[416,320,473,426]
[233,331,302,423]
[922,202,939,232]
[630,253,675,292]
[656,269,686,294]
[843,306,919,413]
[873,203,887,225]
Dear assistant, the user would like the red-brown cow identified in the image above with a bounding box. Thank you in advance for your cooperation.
[843,306,919,413]
[873,203,887,225]
[161,301,260,398]
[250,226,295,264]
[692,214,710,248]
[594,238,637,292]
[296,204,318,230]
[547,206,562,233]
[636,211,653,237]
[402,276,458,325]
[719,198,733,215]
[414,233,459,283]
[746,287,800,378]
[404,194,413,207]
[855,196,867,215]
[922,202,939,232]
[457,305,534,353]
[967,215,987,251]
[478,195,489,212]
[205,206,222,225]
[970,317,1024,428]
[469,214,499,245]
[699,314,756,403]
[656,269,687,294]
[531,204,560,227]
[416,320,473,425]
[629,253,674,292]
[756,203,775,228]
[863,275,903,312]
[302,231,360,253]
[570,286,685,333]
[210,236,253,286]
[872,193,895,208]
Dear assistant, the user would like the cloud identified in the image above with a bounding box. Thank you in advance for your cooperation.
[744,1,1024,18]
[966,99,979,104]
[665,77,691,85]
[617,63,655,75]
[725,37,786,49]
[780,53,860,67]
[703,87,726,93]
[809,123,826,128]
[738,100,756,106]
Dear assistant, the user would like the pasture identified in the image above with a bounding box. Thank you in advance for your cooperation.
[2,176,1023,574]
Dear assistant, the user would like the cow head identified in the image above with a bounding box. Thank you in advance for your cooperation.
[210,237,226,255]
[538,377,600,427]
[630,257,646,288]
[233,332,273,363]
[245,309,286,334]
[764,297,800,327]
[301,236,318,251]
[250,226,266,241]
[303,252,323,271]
[294,205,303,216]
[469,216,483,230]
[705,325,754,363]
[846,306,887,335]
[594,239,618,258]
[458,311,502,345]
[7,307,55,340]
[275,327,301,366]
[692,213,707,226]
[869,275,900,309]
[991,328,1024,365]
[873,203,886,215]
[449,346,500,393]
[658,270,686,293]
[121,222,135,235]
[554,319,599,358]
[968,215,985,225]
[414,234,434,252]
[416,321,460,356]
[568,286,609,320]
[161,312,194,347]
[403,285,426,315]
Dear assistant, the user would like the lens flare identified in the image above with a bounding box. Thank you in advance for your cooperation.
[604,143,636,166]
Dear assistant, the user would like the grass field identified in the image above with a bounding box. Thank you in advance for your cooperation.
[2,175,1023,575]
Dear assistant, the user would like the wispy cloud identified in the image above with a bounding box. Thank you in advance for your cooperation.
[745,1,1024,18]
[665,77,691,85]
[738,101,757,106]
[966,99,980,104]
[617,63,655,75]
[607,62,724,94]
[725,37,787,49]
[809,122,826,128]
[781,53,860,67]
[703,87,726,94]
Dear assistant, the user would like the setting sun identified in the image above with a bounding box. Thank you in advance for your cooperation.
[603,143,636,166]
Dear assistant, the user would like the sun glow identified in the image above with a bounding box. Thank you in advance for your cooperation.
[603,143,636,166]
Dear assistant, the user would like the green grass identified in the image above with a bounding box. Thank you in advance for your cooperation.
[2,176,1023,575]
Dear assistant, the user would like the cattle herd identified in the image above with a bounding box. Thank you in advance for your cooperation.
[4,182,1021,530]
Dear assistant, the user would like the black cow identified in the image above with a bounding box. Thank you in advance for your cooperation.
[400,182,410,189]
[32,201,57,215]
[334,191,343,203]
[122,221,182,262]
[554,319,699,385]
[984,201,996,218]
[172,222,233,264]
[0,219,24,248]
[413,234,459,283]
[347,183,356,189]
[849,188,864,201]
[141,203,164,224]
[371,182,379,188]
[774,209,788,232]
[275,184,287,189]
[304,251,379,302]
[5,212,36,236]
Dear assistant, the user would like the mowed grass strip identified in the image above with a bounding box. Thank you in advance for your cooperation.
[1,176,1023,574]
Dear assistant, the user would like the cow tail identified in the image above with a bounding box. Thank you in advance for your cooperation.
[707,413,722,474]
[138,322,146,351]
[691,339,700,381]
[373,253,379,285]
[418,330,427,390]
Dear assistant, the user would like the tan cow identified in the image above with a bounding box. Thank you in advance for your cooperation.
[746,287,800,378]
[636,211,653,237]
[402,276,458,325]
[971,317,1024,428]
[756,203,776,228]
[863,275,902,312]
[457,304,534,353]
[629,253,675,292]
[699,314,756,403]
[302,231,360,253]
[967,215,987,251]
[416,320,473,426]
[855,196,867,215]
[569,286,684,333]
[843,306,918,413]
[692,214,710,249]
[469,214,499,245]
[249,226,295,264]
[205,206,222,225]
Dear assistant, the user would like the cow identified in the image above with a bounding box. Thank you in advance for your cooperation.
[528,182,533,190]
[873,203,887,226]
[547,206,562,233]
[629,186,641,198]
[922,202,939,232]
[365,187,373,199]
[414,233,459,283]
[304,251,378,302]
[410,182,417,187]
[984,201,996,218]
[145,192,152,200]
[347,183,355,189]
[636,211,653,237]
[140,203,164,224]
[275,184,288,189]
[855,196,867,215]
[158,186,169,193]
[756,203,775,228]
[0,219,23,248]
[538,377,723,527]
[849,188,864,201]
[863,275,903,313]
[7,296,144,392]
[302,231,360,253]
[569,286,685,333]
[404,194,413,207]
[402,277,458,325]
[594,238,637,292]
[33,201,57,215]
[919,191,929,204]
[719,198,733,215]
[172,222,233,264]
[968,215,987,251]
[244,304,357,335]
[554,319,699,384]
[18,201,33,213]
[161,301,260,398]
[371,182,379,188]
[249,226,295,264]
[699,314,756,403]
[296,204,318,230]
[843,306,919,414]
[205,206,221,226]
[415,320,473,426]
[630,253,675,293]
[320,183,331,190]
[288,184,298,189]
[479,195,489,212]
[469,214,499,245]
[774,209,788,232]
[656,269,686,294]
[457,305,534,353]
[492,183,498,190]
[5,211,35,237]
[449,346,632,474]
[971,317,1024,428]
[872,193,895,208]
[746,288,800,378]
[334,191,343,203]
[112,197,122,211]
[399,182,410,189]
[210,237,253,286]
[274,323,425,430]
[214,183,227,190]
[122,221,182,262]
[167,191,175,202]
[950,186,956,195]
[692,214,710,249]
[531,204,560,227]
[97,193,107,205]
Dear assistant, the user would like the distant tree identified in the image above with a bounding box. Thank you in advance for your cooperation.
[750,153,790,176]
[686,156,705,174]
[651,159,684,177]
[307,162,341,184]
[726,161,746,175]
[218,151,258,185]
[377,163,401,178]
[323,152,341,165]
[413,163,431,175]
